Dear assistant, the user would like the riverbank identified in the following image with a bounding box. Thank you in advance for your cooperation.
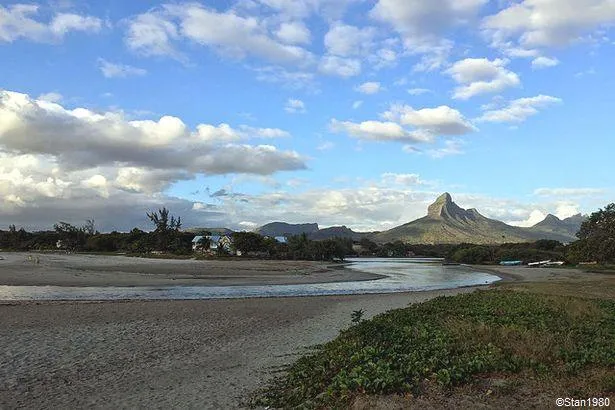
[469,263,610,283]
[0,252,382,287]
[0,286,483,409]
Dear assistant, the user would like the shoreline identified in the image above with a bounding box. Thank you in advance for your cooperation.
[0,286,483,409]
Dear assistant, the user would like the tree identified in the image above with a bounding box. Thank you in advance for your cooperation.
[232,232,265,254]
[574,203,615,263]
[54,222,87,251]
[83,219,97,236]
[146,208,182,252]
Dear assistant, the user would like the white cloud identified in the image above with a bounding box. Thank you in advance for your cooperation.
[381,172,422,186]
[256,0,360,19]
[330,119,421,142]
[407,88,432,96]
[370,0,486,71]
[275,21,311,45]
[371,0,487,42]
[0,4,102,43]
[252,65,316,89]
[37,92,63,103]
[317,141,335,151]
[445,57,521,99]
[482,0,615,49]
[512,209,547,227]
[125,11,181,59]
[477,95,562,123]
[352,100,363,109]
[534,188,606,197]
[531,56,560,69]
[332,103,475,146]
[324,22,376,57]
[0,89,306,177]
[427,139,465,158]
[98,59,147,78]
[355,81,382,94]
[318,55,361,77]
[381,104,477,135]
[126,4,313,66]
[284,98,307,114]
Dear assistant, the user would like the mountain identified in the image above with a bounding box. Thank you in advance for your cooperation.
[309,226,368,241]
[256,222,368,240]
[527,213,585,242]
[257,222,319,237]
[371,193,580,244]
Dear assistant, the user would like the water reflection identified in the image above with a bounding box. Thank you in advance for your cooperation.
[0,258,500,301]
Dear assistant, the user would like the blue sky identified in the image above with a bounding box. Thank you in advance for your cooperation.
[0,0,613,232]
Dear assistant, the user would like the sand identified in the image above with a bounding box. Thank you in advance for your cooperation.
[0,288,483,409]
[1,253,601,409]
[0,252,382,287]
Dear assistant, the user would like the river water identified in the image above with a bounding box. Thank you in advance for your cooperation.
[0,258,500,301]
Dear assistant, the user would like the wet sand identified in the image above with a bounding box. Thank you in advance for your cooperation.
[0,252,382,287]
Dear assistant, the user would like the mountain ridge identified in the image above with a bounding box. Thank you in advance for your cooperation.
[252,193,584,244]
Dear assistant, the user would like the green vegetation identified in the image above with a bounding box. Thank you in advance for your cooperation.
[253,290,615,408]
[567,203,615,264]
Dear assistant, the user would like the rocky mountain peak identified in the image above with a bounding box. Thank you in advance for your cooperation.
[427,192,465,219]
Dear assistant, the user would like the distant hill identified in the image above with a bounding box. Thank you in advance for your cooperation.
[309,226,368,241]
[370,193,581,244]
[184,227,234,235]
[257,222,319,237]
[527,213,585,242]
[256,222,368,240]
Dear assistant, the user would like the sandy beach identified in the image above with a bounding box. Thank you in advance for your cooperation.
[0,252,382,287]
[0,253,604,409]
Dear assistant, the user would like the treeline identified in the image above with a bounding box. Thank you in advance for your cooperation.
[231,232,352,261]
[1,202,614,265]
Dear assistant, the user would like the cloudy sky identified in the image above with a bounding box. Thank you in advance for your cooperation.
[1,0,613,232]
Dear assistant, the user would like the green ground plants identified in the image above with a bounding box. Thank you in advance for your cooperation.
[252,289,615,408]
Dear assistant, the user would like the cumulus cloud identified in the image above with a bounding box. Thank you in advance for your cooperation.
[125,3,313,66]
[482,0,615,49]
[275,21,311,45]
[0,90,303,172]
[318,55,361,77]
[355,81,382,94]
[445,57,521,99]
[330,120,420,142]
[37,92,63,103]
[0,4,102,43]
[98,59,147,78]
[284,98,307,114]
[381,104,477,135]
[370,0,487,70]
[477,95,562,123]
[0,89,309,231]
[324,22,376,57]
[332,103,475,146]
[531,56,560,69]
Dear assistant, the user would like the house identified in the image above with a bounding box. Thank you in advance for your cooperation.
[192,235,233,253]
[274,236,288,244]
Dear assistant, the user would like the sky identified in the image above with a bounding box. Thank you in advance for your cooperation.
[0,0,613,233]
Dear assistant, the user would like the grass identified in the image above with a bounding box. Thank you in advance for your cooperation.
[252,287,615,409]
